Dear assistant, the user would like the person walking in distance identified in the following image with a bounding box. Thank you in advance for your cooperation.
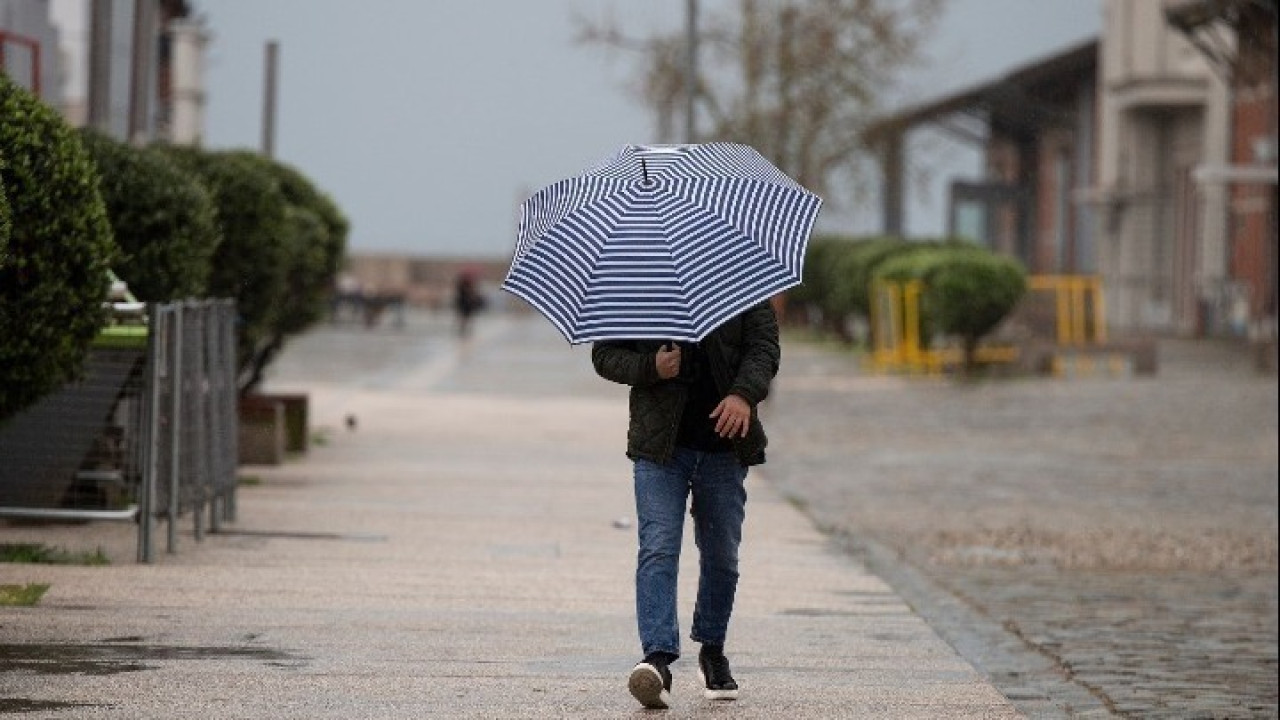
[453,269,484,337]
[591,300,780,709]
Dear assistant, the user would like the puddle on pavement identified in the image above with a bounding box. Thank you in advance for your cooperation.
[212,528,388,542]
[0,643,301,676]
[0,698,99,712]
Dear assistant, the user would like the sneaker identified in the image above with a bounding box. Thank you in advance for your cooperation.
[628,659,672,709]
[697,649,738,701]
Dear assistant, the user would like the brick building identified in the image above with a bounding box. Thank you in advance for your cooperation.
[1166,0,1278,365]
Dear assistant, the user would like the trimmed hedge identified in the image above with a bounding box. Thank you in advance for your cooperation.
[159,146,290,388]
[795,233,1027,371]
[244,153,348,335]
[79,130,220,302]
[155,146,350,392]
[872,243,1026,371]
[217,152,349,391]
[927,252,1027,369]
[0,76,117,421]
[0,175,10,254]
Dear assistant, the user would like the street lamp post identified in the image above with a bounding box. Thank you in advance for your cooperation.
[685,0,697,143]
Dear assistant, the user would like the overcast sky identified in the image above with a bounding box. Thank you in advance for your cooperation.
[203,1,1100,259]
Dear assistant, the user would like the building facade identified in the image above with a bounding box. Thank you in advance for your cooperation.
[0,0,61,105]
[1166,0,1277,363]
[2,0,207,145]
[867,41,1102,278]
[1093,0,1233,336]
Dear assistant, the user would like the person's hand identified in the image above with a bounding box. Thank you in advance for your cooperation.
[656,343,682,380]
[711,394,752,438]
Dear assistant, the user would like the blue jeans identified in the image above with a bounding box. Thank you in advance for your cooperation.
[633,448,748,659]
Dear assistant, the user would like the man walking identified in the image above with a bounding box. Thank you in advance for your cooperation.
[591,300,780,709]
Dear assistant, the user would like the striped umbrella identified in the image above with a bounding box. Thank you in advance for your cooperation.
[502,142,822,344]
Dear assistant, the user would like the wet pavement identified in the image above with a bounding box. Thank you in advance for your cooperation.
[766,332,1279,717]
[0,310,1017,718]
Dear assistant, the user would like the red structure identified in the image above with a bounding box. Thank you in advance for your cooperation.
[0,29,41,96]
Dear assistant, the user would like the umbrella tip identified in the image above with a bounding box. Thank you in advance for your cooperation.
[641,158,651,186]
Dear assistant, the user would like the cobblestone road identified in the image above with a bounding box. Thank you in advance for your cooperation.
[765,337,1279,717]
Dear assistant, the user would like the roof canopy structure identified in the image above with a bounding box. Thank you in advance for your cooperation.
[862,39,1098,236]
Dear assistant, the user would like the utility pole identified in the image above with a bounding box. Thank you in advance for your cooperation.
[128,0,158,144]
[261,40,279,158]
[88,0,113,132]
[684,0,697,143]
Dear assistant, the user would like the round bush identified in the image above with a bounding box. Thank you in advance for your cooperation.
[0,76,117,421]
[240,153,349,335]
[0,176,11,252]
[873,243,1027,370]
[159,146,289,385]
[927,252,1027,357]
[825,237,908,321]
[79,130,220,302]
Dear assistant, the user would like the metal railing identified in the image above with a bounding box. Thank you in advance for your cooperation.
[0,300,238,562]
[137,300,238,561]
[1024,275,1108,346]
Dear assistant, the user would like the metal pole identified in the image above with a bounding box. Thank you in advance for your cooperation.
[261,40,279,157]
[88,0,113,132]
[167,305,183,554]
[190,306,205,543]
[684,0,697,143]
[137,304,163,562]
[128,0,157,143]
[222,301,238,522]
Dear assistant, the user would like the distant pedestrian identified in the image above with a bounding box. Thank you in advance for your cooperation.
[591,300,781,710]
[453,270,485,337]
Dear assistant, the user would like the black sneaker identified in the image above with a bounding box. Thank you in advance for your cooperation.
[697,649,738,701]
[628,658,672,709]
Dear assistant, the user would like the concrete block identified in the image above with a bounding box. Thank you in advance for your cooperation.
[238,396,285,465]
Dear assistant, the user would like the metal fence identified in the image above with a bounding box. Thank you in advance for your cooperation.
[0,300,238,562]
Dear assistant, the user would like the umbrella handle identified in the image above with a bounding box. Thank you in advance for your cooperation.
[641,158,650,185]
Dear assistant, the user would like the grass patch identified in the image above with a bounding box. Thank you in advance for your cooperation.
[0,583,51,607]
[0,543,110,566]
[237,475,262,487]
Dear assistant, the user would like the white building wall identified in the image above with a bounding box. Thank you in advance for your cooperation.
[48,0,87,124]
[0,0,61,106]
[1096,0,1232,335]
[166,16,207,146]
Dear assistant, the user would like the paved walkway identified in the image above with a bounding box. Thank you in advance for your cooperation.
[2,311,1017,718]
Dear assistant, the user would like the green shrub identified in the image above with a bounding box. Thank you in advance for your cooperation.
[0,583,50,607]
[0,76,117,422]
[791,234,852,309]
[791,235,861,336]
[159,146,289,389]
[247,153,348,334]
[79,130,219,301]
[0,174,11,252]
[219,152,349,391]
[825,237,909,322]
[873,243,1026,372]
[927,252,1027,371]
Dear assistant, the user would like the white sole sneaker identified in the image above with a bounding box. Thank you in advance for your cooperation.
[697,667,739,701]
[629,663,671,709]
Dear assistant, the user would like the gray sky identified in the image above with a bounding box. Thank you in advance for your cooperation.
[203,1,1100,259]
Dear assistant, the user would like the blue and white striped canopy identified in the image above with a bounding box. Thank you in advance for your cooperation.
[502,142,822,344]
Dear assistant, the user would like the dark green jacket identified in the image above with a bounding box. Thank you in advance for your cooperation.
[591,301,781,467]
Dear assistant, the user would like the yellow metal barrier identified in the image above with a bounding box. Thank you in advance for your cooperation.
[869,279,1020,375]
[1026,275,1107,346]
[868,274,1126,377]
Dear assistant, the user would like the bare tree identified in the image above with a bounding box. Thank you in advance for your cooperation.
[577,0,943,201]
